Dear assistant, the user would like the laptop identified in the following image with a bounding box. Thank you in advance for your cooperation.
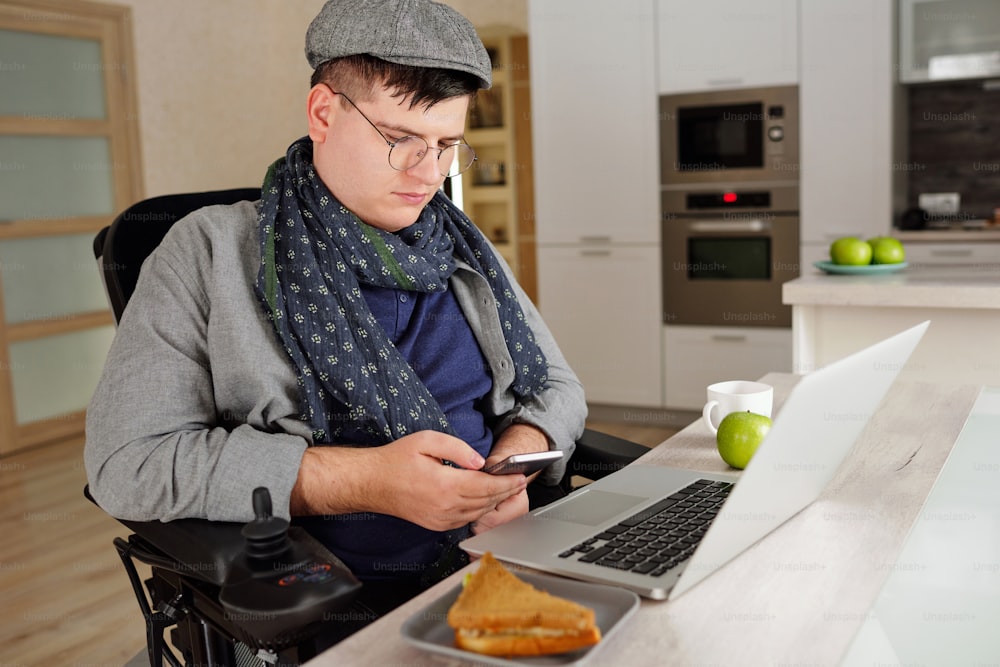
[462,321,930,600]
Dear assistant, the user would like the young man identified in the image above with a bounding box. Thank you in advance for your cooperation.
[85,0,586,624]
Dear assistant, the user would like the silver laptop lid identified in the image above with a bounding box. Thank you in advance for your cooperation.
[671,320,930,597]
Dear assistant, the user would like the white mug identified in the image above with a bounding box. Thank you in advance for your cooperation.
[702,380,773,434]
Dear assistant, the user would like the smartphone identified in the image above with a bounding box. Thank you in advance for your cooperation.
[483,450,565,475]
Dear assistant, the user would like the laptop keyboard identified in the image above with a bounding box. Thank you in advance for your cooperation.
[557,478,733,577]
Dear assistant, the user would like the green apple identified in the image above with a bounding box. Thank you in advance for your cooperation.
[716,411,772,470]
[829,236,873,266]
[867,236,905,264]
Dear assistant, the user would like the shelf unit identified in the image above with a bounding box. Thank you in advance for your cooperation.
[462,29,536,302]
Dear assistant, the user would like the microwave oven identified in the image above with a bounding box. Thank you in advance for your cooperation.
[659,85,799,187]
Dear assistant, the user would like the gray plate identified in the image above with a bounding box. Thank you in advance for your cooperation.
[400,569,640,666]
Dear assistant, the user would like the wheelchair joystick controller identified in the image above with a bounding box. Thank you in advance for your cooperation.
[219,487,362,650]
[242,487,292,562]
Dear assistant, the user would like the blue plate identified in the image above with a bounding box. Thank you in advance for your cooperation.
[814,261,908,275]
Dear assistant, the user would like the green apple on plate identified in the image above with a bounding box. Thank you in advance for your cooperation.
[716,411,772,470]
[829,236,873,266]
[867,236,906,264]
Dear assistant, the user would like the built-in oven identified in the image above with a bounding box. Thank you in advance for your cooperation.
[661,186,799,328]
[660,85,799,186]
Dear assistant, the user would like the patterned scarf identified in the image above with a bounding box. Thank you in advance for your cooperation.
[255,137,548,444]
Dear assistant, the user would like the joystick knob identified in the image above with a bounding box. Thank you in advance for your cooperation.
[240,487,291,562]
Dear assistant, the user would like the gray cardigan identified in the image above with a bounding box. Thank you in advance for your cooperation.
[85,201,587,522]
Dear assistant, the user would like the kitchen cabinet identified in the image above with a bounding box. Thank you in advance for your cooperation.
[901,240,1000,266]
[799,0,899,261]
[657,0,798,94]
[801,237,1000,272]
[663,325,792,410]
[537,246,663,407]
[529,0,663,407]
[899,0,1000,83]
[529,0,659,245]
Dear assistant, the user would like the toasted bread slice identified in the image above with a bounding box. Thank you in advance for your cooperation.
[447,552,601,656]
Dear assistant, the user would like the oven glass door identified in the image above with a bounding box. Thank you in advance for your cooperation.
[662,215,799,327]
[686,237,771,280]
[676,102,764,171]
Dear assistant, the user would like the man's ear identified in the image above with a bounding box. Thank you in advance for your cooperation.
[307,84,336,142]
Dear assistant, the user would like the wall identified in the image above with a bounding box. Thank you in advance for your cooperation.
[116,0,324,196]
[451,0,527,32]
[117,0,527,199]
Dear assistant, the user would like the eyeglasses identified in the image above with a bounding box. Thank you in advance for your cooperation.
[334,91,477,178]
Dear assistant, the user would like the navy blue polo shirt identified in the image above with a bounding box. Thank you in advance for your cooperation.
[296,283,494,582]
[360,284,494,459]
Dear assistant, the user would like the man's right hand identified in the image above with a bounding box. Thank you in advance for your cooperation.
[289,430,527,532]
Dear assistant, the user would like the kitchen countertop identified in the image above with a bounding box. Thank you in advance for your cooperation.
[783,264,1000,310]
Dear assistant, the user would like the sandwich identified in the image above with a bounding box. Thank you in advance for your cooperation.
[446,552,602,656]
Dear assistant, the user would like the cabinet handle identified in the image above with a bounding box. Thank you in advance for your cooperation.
[580,249,612,257]
[579,235,612,243]
[706,77,744,87]
[929,249,974,258]
[711,334,748,343]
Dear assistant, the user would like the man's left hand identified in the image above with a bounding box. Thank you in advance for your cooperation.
[470,487,529,535]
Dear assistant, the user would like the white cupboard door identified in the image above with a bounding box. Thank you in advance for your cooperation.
[657,0,799,94]
[799,0,895,246]
[663,325,792,410]
[528,0,659,245]
[537,246,663,407]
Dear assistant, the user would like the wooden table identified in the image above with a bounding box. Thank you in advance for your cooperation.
[304,373,982,666]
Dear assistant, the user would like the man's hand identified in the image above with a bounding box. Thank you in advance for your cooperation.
[471,423,553,534]
[483,423,552,482]
[471,487,529,535]
[290,430,528,532]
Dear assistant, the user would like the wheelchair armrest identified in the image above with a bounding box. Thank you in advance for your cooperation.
[570,428,650,480]
[120,517,247,588]
[85,485,243,587]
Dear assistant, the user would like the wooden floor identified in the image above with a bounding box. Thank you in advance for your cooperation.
[1,420,676,666]
[1,434,150,666]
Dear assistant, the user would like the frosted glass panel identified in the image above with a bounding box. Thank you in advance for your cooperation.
[0,136,115,220]
[8,325,115,424]
[0,29,106,119]
[0,234,108,324]
[913,1,1000,60]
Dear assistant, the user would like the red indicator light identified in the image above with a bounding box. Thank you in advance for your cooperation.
[723,192,738,204]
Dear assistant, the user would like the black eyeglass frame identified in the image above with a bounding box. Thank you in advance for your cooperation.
[333,90,477,178]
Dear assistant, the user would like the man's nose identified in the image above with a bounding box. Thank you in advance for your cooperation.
[409,150,445,184]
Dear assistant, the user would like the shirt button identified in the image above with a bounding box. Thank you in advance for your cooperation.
[398,293,408,303]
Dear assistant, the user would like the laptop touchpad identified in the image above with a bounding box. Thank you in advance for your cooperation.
[535,489,646,526]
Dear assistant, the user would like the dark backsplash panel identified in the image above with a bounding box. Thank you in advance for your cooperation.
[907,81,1000,220]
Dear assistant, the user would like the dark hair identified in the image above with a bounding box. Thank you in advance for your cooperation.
[311,54,480,109]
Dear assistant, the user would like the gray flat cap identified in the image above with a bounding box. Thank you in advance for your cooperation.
[305,0,492,89]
